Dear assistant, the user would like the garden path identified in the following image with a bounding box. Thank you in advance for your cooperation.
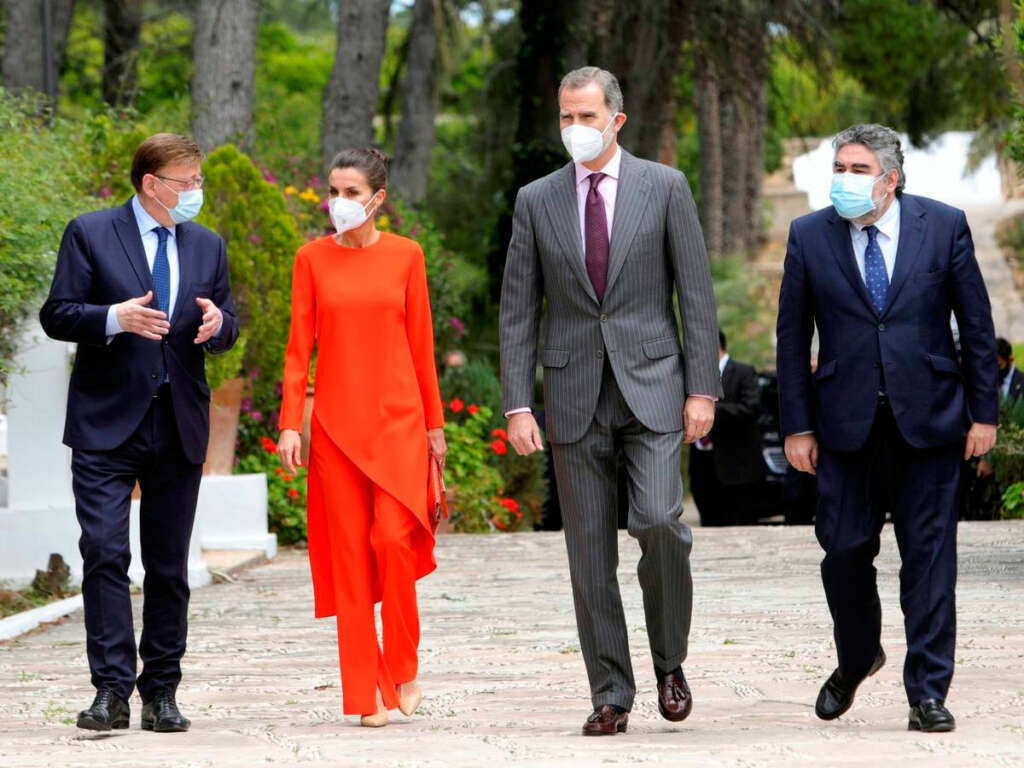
[1,522,1023,767]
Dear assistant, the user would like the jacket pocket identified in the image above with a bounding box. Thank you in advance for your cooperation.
[814,359,838,381]
[641,336,682,360]
[540,348,570,368]
[928,354,960,375]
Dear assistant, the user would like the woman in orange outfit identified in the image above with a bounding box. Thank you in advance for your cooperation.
[276,147,446,727]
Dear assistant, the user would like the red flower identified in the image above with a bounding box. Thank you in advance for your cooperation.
[287,488,300,499]
[449,398,465,413]
[260,436,278,453]
[498,497,520,513]
[491,428,508,441]
[467,404,479,415]
[282,474,293,482]
[275,467,285,476]
[491,439,508,456]
[494,518,507,530]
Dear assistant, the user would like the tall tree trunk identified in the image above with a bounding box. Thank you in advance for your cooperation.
[600,0,689,161]
[191,0,259,152]
[102,0,142,108]
[743,26,767,253]
[719,86,750,257]
[321,0,391,165]
[694,48,723,259]
[391,0,439,205]
[494,0,586,299]
[1,0,75,100]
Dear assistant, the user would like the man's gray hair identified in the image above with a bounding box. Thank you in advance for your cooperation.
[833,124,906,193]
[559,67,624,114]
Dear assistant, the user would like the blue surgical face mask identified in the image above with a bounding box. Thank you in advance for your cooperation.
[829,172,886,220]
[156,178,204,224]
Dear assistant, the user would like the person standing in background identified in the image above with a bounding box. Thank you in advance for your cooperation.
[690,331,763,526]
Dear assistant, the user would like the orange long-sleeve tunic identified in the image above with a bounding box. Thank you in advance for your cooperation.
[279,232,445,612]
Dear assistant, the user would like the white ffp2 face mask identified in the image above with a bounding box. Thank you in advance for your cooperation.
[329,192,381,234]
[561,114,618,164]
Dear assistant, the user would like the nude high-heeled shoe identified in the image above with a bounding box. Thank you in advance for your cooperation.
[360,689,388,728]
[398,681,422,717]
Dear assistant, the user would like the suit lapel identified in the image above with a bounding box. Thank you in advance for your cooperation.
[604,150,651,299]
[112,199,154,296]
[880,196,926,318]
[171,223,192,328]
[544,163,599,305]
[826,210,877,316]
[721,358,734,395]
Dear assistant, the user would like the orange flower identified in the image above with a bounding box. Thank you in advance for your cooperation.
[287,488,300,499]
[449,398,465,413]
[468,404,479,415]
[491,439,508,456]
[491,427,508,441]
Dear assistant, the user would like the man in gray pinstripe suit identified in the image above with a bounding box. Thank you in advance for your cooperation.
[499,67,722,736]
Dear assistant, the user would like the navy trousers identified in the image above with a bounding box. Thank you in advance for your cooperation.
[71,386,203,702]
[815,399,961,705]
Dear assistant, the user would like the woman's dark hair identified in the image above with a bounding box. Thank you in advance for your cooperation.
[329,147,389,191]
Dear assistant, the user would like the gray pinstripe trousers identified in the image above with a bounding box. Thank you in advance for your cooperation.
[549,362,693,711]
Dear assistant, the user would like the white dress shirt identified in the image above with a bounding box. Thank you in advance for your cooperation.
[849,196,900,284]
[105,195,180,336]
[1003,365,1016,399]
[575,146,620,246]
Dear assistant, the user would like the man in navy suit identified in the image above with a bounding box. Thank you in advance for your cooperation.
[777,124,997,733]
[40,133,238,733]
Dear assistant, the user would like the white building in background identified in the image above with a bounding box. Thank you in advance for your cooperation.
[793,131,1003,211]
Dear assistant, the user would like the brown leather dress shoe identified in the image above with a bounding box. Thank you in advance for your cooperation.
[657,670,693,722]
[582,705,628,736]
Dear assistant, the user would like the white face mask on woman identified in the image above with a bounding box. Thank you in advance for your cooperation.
[329,191,381,233]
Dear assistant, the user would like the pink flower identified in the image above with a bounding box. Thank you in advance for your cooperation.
[98,187,113,198]
[250,411,263,421]
[263,172,277,184]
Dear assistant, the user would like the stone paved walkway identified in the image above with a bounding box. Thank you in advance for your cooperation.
[2,522,1023,767]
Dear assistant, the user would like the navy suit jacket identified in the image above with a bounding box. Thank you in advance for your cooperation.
[776,194,997,452]
[40,199,239,464]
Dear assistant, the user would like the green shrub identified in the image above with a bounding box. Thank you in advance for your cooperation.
[440,358,503,416]
[0,91,114,385]
[196,144,301,405]
[235,433,308,544]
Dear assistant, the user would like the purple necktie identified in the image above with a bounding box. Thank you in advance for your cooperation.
[585,172,609,302]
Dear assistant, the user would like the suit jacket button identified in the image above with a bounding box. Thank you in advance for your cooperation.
[596,349,604,359]
[600,314,608,323]
[151,372,158,379]
[878,323,886,331]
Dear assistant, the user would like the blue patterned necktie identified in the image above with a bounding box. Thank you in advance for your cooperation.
[863,225,889,314]
[152,226,170,381]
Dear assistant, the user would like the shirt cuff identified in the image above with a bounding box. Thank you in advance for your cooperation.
[105,304,123,343]
[690,393,719,402]
[505,407,532,418]
[212,318,224,338]
[790,431,814,436]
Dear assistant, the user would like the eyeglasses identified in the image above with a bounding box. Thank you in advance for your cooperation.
[155,174,205,190]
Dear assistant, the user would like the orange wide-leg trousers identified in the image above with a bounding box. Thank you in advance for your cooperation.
[308,416,420,715]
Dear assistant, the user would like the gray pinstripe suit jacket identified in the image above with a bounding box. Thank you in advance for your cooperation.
[500,148,722,444]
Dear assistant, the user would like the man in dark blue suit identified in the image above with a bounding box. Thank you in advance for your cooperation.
[40,133,239,733]
[777,124,997,733]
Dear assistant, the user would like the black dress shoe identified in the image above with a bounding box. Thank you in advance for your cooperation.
[77,687,130,731]
[141,690,191,733]
[657,669,693,722]
[815,646,886,721]
[909,699,955,732]
[582,705,628,736]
